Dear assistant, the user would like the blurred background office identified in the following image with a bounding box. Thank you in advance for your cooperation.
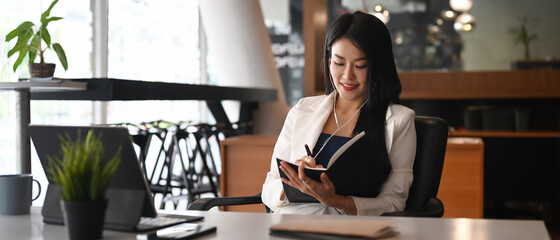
[2,0,559,171]
[1,0,559,236]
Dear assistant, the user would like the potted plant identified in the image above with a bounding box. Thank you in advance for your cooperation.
[46,130,121,240]
[508,15,538,64]
[4,0,68,79]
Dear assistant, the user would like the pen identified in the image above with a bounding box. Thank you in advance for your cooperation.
[305,144,312,156]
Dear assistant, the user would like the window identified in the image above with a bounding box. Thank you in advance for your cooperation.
[1,1,207,207]
[0,0,92,178]
[106,0,204,124]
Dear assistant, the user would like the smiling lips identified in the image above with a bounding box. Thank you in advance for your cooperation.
[340,82,358,91]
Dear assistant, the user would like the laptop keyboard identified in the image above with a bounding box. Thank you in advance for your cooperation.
[138,216,188,230]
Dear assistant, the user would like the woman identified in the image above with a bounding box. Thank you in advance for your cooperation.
[261,11,416,216]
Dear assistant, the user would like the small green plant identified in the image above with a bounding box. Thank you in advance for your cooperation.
[508,15,538,60]
[4,0,68,72]
[47,130,121,201]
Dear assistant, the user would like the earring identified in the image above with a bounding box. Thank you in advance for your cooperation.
[371,83,377,92]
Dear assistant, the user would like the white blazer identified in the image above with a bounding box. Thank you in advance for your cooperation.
[261,93,417,216]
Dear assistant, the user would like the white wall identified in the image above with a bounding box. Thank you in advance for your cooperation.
[461,0,560,70]
[200,0,289,136]
[260,0,289,25]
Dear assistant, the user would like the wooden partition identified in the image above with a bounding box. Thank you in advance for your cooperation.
[438,138,484,218]
[220,135,485,217]
[219,135,277,212]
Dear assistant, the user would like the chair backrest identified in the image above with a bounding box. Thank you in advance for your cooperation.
[405,116,448,210]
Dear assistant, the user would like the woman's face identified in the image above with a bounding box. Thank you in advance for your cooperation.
[329,37,368,104]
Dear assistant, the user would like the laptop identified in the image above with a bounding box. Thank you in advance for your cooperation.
[29,125,203,232]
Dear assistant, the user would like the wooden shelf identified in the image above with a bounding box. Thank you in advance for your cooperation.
[399,69,560,99]
[449,130,560,138]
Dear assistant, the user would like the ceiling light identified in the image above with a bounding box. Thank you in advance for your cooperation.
[370,4,390,24]
[449,0,473,12]
[442,10,456,20]
[454,12,476,32]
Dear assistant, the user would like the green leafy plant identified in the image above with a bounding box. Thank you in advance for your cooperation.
[47,130,121,201]
[4,0,68,72]
[508,15,538,60]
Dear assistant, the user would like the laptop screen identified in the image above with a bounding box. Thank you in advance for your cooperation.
[30,125,157,231]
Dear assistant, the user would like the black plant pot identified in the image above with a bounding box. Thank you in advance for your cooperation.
[28,63,56,78]
[60,199,108,240]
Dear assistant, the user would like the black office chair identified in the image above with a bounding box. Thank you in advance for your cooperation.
[188,116,448,217]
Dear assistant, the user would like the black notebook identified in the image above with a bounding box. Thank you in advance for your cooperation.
[278,131,377,203]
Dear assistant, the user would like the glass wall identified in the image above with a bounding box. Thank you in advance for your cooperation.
[1,1,207,207]
[106,0,205,124]
[334,0,463,71]
[0,0,93,177]
[333,0,560,71]
[261,0,304,106]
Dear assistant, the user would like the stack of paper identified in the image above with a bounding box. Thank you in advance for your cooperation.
[270,219,398,239]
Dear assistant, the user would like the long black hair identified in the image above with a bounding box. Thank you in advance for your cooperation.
[322,11,402,182]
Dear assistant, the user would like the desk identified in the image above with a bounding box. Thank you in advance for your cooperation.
[30,78,278,136]
[1,78,277,174]
[0,207,551,239]
[0,80,87,174]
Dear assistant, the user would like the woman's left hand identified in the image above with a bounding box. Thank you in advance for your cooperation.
[279,160,337,206]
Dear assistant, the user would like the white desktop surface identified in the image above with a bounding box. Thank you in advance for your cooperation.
[0,207,550,240]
